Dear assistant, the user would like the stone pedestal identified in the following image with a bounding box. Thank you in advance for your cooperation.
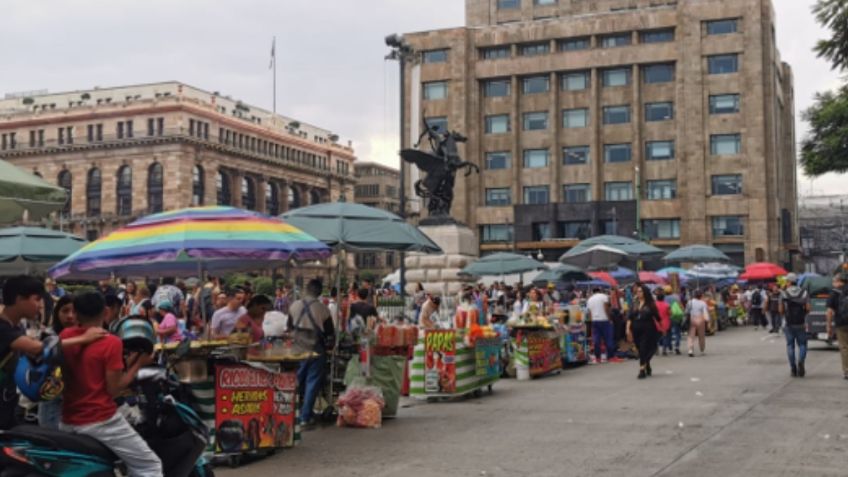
[404,224,479,297]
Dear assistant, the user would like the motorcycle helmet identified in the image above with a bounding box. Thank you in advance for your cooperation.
[114,316,156,355]
[15,335,64,402]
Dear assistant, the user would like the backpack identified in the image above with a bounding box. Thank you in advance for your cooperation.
[836,290,848,328]
[750,291,763,308]
[670,301,685,323]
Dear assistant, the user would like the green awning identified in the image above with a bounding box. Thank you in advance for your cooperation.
[461,252,547,277]
[0,159,67,223]
[0,226,86,275]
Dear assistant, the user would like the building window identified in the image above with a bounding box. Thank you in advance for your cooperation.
[534,0,557,5]
[147,118,156,136]
[157,118,164,136]
[643,219,681,239]
[498,0,520,9]
[422,49,448,63]
[710,134,742,155]
[86,125,94,142]
[711,174,743,195]
[708,54,739,74]
[604,143,632,163]
[423,81,448,100]
[192,165,204,206]
[241,177,257,210]
[563,108,589,128]
[266,182,280,215]
[523,111,549,131]
[485,114,510,134]
[520,42,550,56]
[559,37,590,51]
[95,124,103,141]
[485,151,511,170]
[426,116,449,133]
[532,222,552,241]
[643,63,675,83]
[523,149,549,168]
[646,140,675,160]
[485,188,512,206]
[57,128,65,145]
[603,105,630,125]
[602,220,619,235]
[523,186,550,205]
[484,79,511,97]
[116,166,133,216]
[640,28,675,43]
[36,130,44,147]
[189,119,195,136]
[288,185,301,209]
[480,46,511,60]
[646,179,677,200]
[563,146,589,165]
[709,94,740,114]
[147,163,164,213]
[86,168,101,217]
[706,18,738,35]
[645,102,674,121]
[523,75,550,94]
[217,171,231,206]
[712,216,745,237]
[563,183,591,203]
[310,189,322,205]
[604,182,633,201]
[602,68,631,87]
[600,33,631,48]
[117,122,124,139]
[481,224,513,243]
[126,120,133,138]
[562,71,589,91]
[561,221,590,239]
[57,170,72,217]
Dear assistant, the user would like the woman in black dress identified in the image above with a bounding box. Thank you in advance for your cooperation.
[626,283,661,379]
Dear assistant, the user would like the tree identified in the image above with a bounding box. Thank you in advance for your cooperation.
[801,0,848,176]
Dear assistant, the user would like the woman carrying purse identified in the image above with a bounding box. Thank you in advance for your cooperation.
[626,283,662,380]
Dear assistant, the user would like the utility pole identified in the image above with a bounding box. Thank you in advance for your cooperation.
[385,34,416,301]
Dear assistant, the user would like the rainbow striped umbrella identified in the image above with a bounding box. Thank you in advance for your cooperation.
[48,206,330,280]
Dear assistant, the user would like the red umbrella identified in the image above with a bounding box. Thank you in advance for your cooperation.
[739,262,788,281]
[638,271,668,285]
[589,271,619,287]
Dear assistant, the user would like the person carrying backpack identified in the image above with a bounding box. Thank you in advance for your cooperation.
[826,272,848,380]
[661,286,684,356]
[779,273,810,377]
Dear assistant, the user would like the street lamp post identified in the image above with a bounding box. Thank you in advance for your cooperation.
[385,34,416,301]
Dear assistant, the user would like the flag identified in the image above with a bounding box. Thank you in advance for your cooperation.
[269,37,276,69]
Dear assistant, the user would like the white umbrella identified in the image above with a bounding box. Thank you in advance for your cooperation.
[559,244,628,270]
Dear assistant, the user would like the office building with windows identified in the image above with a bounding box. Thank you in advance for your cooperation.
[401,0,798,266]
[353,162,401,279]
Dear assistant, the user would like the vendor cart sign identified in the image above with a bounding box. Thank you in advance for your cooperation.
[424,330,456,394]
[215,364,296,453]
[527,333,562,377]
[475,340,500,379]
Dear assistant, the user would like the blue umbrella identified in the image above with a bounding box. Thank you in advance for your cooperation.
[610,267,637,285]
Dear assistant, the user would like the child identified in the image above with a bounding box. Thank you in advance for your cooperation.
[60,292,162,476]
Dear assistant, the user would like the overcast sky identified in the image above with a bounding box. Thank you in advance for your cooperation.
[0,0,842,197]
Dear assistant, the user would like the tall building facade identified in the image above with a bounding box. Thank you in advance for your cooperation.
[401,0,798,267]
[353,162,400,280]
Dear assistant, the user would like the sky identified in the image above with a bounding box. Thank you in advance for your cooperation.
[0,0,842,197]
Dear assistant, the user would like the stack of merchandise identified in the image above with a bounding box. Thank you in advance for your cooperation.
[337,385,386,429]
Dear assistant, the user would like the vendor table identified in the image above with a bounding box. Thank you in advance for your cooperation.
[511,326,563,378]
[409,329,500,399]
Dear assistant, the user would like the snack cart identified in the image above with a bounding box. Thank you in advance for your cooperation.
[409,328,501,400]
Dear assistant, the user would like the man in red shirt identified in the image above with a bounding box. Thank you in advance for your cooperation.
[60,292,162,477]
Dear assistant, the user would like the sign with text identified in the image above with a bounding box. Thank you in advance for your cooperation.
[475,340,501,379]
[215,364,296,452]
[424,330,456,394]
[527,332,562,377]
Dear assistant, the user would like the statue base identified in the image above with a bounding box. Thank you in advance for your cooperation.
[404,223,479,298]
[419,215,463,227]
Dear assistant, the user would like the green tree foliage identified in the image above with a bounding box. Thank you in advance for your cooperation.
[801,0,848,176]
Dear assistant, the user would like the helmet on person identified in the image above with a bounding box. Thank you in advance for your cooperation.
[114,316,156,355]
[15,335,64,402]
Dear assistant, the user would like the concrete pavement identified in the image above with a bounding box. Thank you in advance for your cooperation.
[218,328,848,477]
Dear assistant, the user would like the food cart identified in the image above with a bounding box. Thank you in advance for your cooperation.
[409,328,501,400]
[511,325,563,378]
[560,305,589,366]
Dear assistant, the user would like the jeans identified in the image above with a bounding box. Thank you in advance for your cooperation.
[37,398,62,430]
[769,311,782,331]
[784,325,807,368]
[298,355,325,424]
[61,412,162,477]
[661,322,682,351]
[592,321,615,359]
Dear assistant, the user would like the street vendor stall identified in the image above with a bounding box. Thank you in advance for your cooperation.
[560,304,589,366]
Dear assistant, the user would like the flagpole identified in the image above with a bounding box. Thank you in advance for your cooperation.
[272,36,277,115]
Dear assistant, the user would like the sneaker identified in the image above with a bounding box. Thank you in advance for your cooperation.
[688,351,695,357]
[791,367,798,378]
[600,357,608,364]
[300,420,317,431]
[638,369,647,379]
[646,364,652,376]
[675,349,681,356]
[609,357,625,363]
[798,362,805,378]
[589,356,598,365]
[662,350,668,356]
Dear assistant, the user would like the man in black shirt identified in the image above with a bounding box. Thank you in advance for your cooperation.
[826,272,848,380]
[349,288,379,324]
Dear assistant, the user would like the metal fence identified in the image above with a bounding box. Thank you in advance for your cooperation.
[376,296,458,323]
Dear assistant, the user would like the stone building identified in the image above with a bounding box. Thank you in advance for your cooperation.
[400,0,798,267]
[353,161,400,280]
[0,81,357,283]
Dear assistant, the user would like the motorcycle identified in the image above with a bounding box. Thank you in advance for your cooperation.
[0,365,213,477]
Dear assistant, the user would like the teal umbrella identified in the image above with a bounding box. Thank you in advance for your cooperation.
[461,252,547,277]
[663,245,730,263]
[281,202,441,253]
[560,235,664,263]
[0,227,86,275]
[532,264,591,286]
[0,159,67,223]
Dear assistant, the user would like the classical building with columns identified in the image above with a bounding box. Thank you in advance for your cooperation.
[0,81,357,243]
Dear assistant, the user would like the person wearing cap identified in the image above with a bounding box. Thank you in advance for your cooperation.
[155,300,183,344]
[779,273,810,377]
